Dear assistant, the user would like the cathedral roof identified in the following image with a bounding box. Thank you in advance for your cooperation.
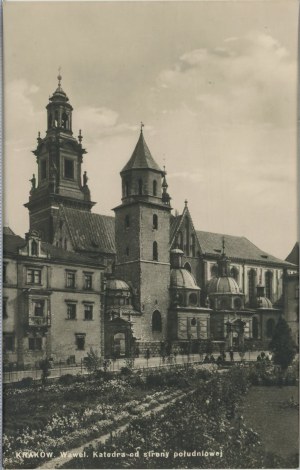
[60,207,116,255]
[285,242,299,266]
[3,226,16,236]
[196,230,292,267]
[121,131,162,174]
[106,279,131,291]
[256,296,273,309]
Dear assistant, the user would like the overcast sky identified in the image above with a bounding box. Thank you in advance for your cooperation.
[3,1,298,259]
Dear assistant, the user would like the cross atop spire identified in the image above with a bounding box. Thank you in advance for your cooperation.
[140,121,144,133]
[57,66,62,87]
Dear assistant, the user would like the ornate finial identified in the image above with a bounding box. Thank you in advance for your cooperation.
[222,236,226,255]
[184,199,188,207]
[37,131,41,143]
[57,66,62,87]
[78,129,83,143]
[140,121,144,133]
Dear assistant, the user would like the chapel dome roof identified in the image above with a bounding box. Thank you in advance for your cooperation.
[256,296,273,309]
[207,276,240,294]
[106,279,131,291]
[170,268,200,290]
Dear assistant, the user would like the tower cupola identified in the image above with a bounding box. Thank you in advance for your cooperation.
[46,72,73,135]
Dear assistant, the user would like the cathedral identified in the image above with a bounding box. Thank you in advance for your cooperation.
[3,75,298,367]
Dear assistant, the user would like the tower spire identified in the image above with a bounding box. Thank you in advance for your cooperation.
[57,66,62,89]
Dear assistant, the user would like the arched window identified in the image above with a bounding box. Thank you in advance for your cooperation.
[153,180,157,196]
[220,298,229,310]
[184,262,192,273]
[138,179,143,195]
[31,240,38,256]
[191,234,196,257]
[153,241,158,261]
[248,269,257,304]
[230,266,239,283]
[266,318,275,338]
[152,310,162,332]
[124,181,129,197]
[62,112,68,130]
[54,111,59,127]
[265,271,273,300]
[191,317,197,326]
[211,264,218,277]
[125,215,130,228]
[48,113,52,128]
[252,317,259,339]
[234,297,242,309]
[177,232,183,250]
[153,214,158,230]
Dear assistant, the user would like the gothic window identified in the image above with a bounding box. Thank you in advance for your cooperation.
[62,112,68,130]
[138,179,143,195]
[252,317,259,339]
[153,241,158,261]
[265,271,273,300]
[248,269,257,304]
[84,304,93,321]
[153,214,158,230]
[185,218,190,256]
[184,262,192,273]
[191,234,196,257]
[177,232,183,250]
[189,293,198,306]
[28,337,42,351]
[3,333,14,352]
[41,160,47,180]
[64,159,74,179]
[125,215,130,228]
[266,318,275,338]
[66,270,76,288]
[153,180,157,196]
[230,266,239,282]
[152,310,162,332]
[211,264,218,277]
[75,334,86,350]
[67,303,76,320]
[26,268,41,285]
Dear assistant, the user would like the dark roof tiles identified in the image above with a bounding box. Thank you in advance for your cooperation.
[121,132,162,173]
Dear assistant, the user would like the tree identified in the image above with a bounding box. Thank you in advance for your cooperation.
[269,317,297,370]
[84,348,102,374]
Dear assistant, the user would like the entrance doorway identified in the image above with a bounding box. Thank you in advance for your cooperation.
[113,332,126,357]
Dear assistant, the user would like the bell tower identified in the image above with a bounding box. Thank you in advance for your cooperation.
[114,126,172,346]
[25,73,95,242]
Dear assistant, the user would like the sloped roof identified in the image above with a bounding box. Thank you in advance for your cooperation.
[285,242,299,266]
[196,230,291,266]
[170,214,182,242]
[121,131,162,173]
[3,233,102,266]
[3,226,15,236]
[62,207,116,254]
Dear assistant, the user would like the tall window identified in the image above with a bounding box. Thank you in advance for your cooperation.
[28,337,42,351]
[125,215,130,228]
[138,179,143,195]
[265,271,273,300]
[33,300,44,317]
[48,113,52,128]
[211,264,218,277]
[84,304,93,321]
[66,270,76,288]
[62,112,68,130]
[153,214,158,230]
[153,241,158,261]
[84,273,93,290]
[64,159,74,179]
[26,268,41,285]
[3,333,14,352]
[125,181,129,197]
[153,180,157,196]
[152,310,162,332]
[248,269,256,304]
[230,266,239,283]
[3,263,7,283]
[191,234,196,257]
[75,334,86,350]
[177,232,183,250]
[31,240,38,256]
[54,110,59,127]
[67,303,76,320]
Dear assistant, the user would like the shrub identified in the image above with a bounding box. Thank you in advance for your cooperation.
[120,366,132,376]
[18,377,34,388]
[58,374,76,386]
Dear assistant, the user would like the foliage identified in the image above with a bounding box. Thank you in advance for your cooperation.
[269,318,297,370]
[84,348,102,374]
[18,377,35,389]
[58,374,77,386]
